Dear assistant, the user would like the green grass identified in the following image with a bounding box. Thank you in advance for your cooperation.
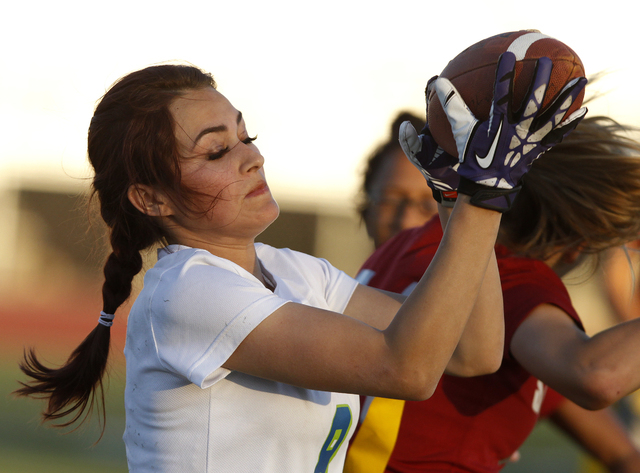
[503,420,604,473]
[1,357,128,472]
[0,448,126,473]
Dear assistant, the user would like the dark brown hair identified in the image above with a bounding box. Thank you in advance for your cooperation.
[358,111,426,223]
[500,115,640,260]
[14,64,216,434]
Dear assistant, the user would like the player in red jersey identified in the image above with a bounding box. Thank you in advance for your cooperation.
[349,216,582,471]
[346,103,640,471]
[355,111,640,465]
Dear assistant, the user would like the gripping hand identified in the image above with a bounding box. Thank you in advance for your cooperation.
[399,76,459,207]
[434,51,588,211]
[399,121,459,206]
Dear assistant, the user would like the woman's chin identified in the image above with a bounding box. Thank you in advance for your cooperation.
[259,198,280,231]
[265,197,280,224]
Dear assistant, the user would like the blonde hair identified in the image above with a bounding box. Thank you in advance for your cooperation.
[499,116,640,260]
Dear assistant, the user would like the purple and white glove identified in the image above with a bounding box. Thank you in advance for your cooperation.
[399,121,459,207]
[399,76,459,207]
[434,51,588,211]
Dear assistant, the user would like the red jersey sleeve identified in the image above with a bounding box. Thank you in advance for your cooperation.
[497,247,584,360]
[356,216,442,295]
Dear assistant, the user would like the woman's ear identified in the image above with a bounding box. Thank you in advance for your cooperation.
[127,184,174,217]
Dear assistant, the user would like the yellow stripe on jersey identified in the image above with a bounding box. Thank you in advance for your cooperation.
[344,397,405,473]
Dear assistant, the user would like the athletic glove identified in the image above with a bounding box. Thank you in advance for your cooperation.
[399,76,459,207]
[399,121,459,207]
[434,51,588,212]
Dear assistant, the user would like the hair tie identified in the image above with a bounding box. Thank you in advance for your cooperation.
[98,311,115,328]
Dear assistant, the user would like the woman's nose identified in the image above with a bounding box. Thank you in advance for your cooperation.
[240,142,264,173]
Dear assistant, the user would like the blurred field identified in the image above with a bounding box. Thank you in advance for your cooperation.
[0,287,129,472]
[0,360,127,472]
[504,422,592,473]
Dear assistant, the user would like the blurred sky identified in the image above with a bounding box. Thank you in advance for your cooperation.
[1,0,637,208]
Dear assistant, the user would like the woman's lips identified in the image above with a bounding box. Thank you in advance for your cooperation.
[247,181,269,198]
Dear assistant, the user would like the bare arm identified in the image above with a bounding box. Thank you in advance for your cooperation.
[549,399,640,473]
[511,304,640,409]
[342,204,503,377]
[437,204,504,376]
[224,196,502,400]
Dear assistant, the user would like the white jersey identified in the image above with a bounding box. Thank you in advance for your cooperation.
[123,243,359,472]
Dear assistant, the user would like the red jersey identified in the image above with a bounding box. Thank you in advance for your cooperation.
[345,216,583,473]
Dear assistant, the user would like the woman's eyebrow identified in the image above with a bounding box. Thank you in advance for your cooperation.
[193,111,243,146]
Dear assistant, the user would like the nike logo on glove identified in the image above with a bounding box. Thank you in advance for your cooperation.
[475,120,503,169]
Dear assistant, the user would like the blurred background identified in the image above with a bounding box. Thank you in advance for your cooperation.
[2,0,639,471]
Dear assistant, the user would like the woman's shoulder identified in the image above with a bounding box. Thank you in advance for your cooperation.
[156,245,230,267]
[496,246,559,282]
[255,243,355,292]
[496,246,578,320]
[150,245,260,293]
[146,246,281,324]
[255,243,332,271]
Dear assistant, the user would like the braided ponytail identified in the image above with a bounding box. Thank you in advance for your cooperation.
[15,64,216,436]
[101,214,155,315]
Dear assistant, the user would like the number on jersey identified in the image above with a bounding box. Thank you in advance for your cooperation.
[315,404,353,473]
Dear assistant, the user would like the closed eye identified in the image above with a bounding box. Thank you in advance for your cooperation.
[207,136,257,161]
[207,147,229,161]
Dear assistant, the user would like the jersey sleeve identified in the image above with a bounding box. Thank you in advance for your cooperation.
[148,254,289,389]
[499,251,584,360]
[257,244,359,315]
[356,216,443,294]
[300,253,359,314]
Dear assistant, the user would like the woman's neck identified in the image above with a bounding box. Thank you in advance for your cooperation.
[167,233,259,276]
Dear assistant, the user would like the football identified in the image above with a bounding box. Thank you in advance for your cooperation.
[428,30,585,157]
